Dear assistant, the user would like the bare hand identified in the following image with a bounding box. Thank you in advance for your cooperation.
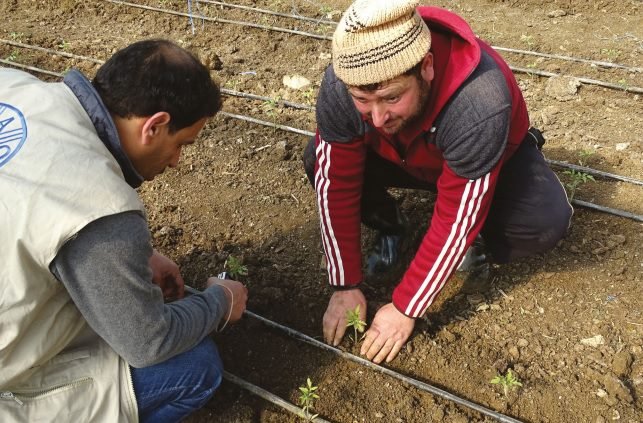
[323,289,367,346]
[206,277,248,323]
[360,303,414,364]
[149,250,184,300]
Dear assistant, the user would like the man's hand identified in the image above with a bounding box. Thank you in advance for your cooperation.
[323,289,367,346]
[149,250,185,300]
[206,277,248,323]
[360,303,414,364]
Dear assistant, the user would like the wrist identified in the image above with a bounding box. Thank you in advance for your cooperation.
[331,283,362,291]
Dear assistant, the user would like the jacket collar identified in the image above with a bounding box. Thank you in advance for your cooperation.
[63,69,144,188]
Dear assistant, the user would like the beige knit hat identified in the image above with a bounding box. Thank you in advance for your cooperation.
[332,0,431,86]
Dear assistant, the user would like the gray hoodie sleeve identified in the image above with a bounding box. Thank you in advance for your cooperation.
[50,211,228,368]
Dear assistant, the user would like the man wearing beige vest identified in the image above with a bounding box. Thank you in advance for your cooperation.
[0,39,248,422]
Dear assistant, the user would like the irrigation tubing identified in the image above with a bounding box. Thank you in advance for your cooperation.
[199,0,337,26]
[0,59,63,77]
[103,0,333,41]
[220,88,315,111]
[182,285,521,423]
[0,39,104,64]
[571,199,643,223]
[244,310,524,423]
[223,371,332,423]
[546,159,643,187]
[3,59,642,222]
[99,0,643,94]
[510,66,643,94]
[493,46,643,73]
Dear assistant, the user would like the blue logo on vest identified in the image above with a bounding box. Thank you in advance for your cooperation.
[0,103,28,168]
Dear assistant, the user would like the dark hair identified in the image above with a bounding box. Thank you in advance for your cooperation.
[93,39,221,133]
[355,60,423,92]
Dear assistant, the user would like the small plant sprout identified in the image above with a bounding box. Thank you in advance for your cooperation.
[578,149,594,166]
[225,255,248,279]
[224,78,240,91]
[6,49,20,62]
[490,369,523,397]
[519,34,534,48]
[10,32,25,42]
[261,96,281,130]
[563,169,595,201]
[302,87,315,105]
[58,40,71,51]
[346,305,367,344]
[298,377,319,421]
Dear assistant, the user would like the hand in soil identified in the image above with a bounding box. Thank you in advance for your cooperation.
[206,277,248,323]
[360,303,414,364]
[323,289,367,346]
[149,249,185,301]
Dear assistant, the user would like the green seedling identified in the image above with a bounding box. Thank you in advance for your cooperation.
[346,305,367,344]
[224,255,248,279]
[490,369,523,396]
[224,78,240,91]
[6,49,20,62]
[10,32,25,42]
[298,377,319,421]
[600,48,621,60]
[302,87,315,105]
[520,34,534,48]
[261,96,281,130]
[319,6,332,15]
[58,40,71,51]
[563,169,595,201]
[578,149,594,166]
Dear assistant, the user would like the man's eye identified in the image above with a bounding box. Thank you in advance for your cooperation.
[385,96,400,103]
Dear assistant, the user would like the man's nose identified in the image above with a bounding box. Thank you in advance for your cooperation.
[370,104,389,128]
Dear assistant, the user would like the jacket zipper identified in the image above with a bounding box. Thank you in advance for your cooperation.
[1,377,92,405]
[0,391,24,405]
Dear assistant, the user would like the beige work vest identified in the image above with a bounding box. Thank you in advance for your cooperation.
[0,68,143,422]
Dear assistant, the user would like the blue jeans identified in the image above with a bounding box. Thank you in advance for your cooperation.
[131,338,223,423]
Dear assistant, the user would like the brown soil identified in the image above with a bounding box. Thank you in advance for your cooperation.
[2,1,642,422]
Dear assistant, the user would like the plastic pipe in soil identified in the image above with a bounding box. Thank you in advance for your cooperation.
[183,285,522,423]
[223,371,332,423]
[104,0,333,40]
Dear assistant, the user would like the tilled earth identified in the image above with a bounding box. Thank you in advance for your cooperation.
[2,1,642,422]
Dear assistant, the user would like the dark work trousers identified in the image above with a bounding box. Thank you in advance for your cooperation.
[303,131,573,264]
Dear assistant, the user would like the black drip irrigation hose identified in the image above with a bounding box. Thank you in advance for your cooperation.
[223,371,332,423]
[99,0,643,94]
[244,310,524,423]
[199,0,337,26]
[182,285,523,423]
[3,57,642,223]
[104,0,333,40]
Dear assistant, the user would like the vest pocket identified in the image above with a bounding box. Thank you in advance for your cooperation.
[4,376,93,404]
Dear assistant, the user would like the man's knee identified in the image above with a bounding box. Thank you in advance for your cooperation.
[189,338,224,398]
[536,196,573,253]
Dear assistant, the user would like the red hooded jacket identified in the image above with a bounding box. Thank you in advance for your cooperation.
[314,7,529,317]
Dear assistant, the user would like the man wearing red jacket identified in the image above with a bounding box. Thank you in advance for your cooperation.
[303,0,572,364]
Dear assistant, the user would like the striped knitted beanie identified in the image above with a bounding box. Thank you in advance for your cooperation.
[332,0,431,86]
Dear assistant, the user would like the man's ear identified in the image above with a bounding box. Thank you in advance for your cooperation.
[141,112,171,145]
[420,53,434,83]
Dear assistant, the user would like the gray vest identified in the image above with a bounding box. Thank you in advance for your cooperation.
[0,68,143,422]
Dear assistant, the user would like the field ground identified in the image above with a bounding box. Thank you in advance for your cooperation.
[2,0,642,422]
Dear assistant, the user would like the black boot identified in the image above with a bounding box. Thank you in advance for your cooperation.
[363,205,409,276]
[458,235,493,294]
